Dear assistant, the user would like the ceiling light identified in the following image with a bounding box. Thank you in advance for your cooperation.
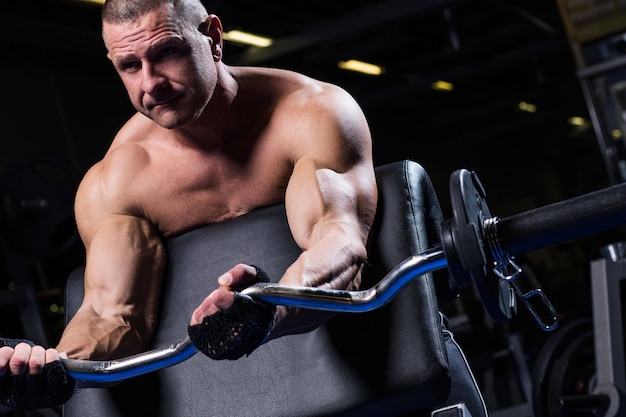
[431,80,454,92]
[338,60,383,76]
[223,30,273,47]
[518,101,537,113]
[568,116,586,126]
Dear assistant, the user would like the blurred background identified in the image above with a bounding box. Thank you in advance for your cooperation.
[1,0,626,415]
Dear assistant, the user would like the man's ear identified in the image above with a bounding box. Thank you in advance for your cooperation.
[199,14,223,61]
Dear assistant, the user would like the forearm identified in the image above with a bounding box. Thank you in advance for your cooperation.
[281,225,367,290]
[270,160,375,339]
[63,212,165,360]
[56,308,147,360]
[267,226,367,339]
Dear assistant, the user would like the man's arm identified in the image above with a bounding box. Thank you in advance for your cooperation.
[270,83,377,337]
[191,82,377,340]
[57,215,166,360]
[58,155,166,360]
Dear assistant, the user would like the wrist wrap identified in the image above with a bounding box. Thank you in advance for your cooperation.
[188,266,276,360]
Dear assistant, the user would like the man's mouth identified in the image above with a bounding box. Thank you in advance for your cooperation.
[146,95,178,110]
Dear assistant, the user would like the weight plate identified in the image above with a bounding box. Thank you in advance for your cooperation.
[446,169,513,322]
[532,319,594,417]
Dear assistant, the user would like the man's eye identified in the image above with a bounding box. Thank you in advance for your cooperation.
[121,61,140,72]
[157,47,177,60]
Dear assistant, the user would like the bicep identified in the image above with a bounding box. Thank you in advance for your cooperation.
[286,161,376,251]
[284,88,377,250]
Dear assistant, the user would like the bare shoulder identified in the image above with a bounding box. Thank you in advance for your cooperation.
[75,119,153,236]
[82,143,150,198]
[255,68,373,171]
[239,67,367,130]
[85,116,152,195]
[269,68,364,120]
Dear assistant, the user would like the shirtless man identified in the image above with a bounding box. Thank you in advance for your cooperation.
[0,0,376,405]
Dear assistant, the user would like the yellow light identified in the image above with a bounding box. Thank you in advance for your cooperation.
[223,30,273,47]
[568,116,586,126]
[338,60,384,76]
[612,129,622,139]
[518,101,537,113]
[431,80,454,92]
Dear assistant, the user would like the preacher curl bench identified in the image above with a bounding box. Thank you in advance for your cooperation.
[63,160,486,417]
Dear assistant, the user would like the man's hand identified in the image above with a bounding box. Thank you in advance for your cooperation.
[0,339,75,409]
[190,263,260,325]
[188,264,275,360]
[0,343,61,377]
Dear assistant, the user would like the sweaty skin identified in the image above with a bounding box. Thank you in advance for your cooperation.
[0,2,376,377]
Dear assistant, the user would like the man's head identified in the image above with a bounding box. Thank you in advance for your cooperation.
[102,0,224,129]
[102,0,208,25]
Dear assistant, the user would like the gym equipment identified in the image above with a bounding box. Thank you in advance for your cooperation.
[61,166,626,384]
[532,319,596,417]
[532,241,626,417]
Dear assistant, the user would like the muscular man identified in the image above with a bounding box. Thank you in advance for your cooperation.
[0,0,376,401]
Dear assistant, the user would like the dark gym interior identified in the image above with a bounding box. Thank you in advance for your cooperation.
[1,0,626,416]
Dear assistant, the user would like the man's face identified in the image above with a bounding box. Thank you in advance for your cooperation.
[103,5,216,129]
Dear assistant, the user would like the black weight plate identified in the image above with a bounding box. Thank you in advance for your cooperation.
[448,169,513,322]
[532,319,593,417]
[547,329,595,415]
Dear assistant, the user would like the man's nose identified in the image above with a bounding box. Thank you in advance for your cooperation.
[141,64,167,94]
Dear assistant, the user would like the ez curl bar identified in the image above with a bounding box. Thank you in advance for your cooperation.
[62,169,626,384]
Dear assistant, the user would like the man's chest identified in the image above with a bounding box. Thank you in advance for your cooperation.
[137,158,290,237]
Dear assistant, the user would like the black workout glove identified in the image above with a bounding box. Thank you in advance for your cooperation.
[188,266,276,360]
[0,338,76,409]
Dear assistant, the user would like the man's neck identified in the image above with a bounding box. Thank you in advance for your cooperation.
[172,65,242,150]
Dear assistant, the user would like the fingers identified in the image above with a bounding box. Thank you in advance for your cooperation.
[26,345,46,375]
[190,288,235,325]
[9,343,32,375]
[48,349,62,363]
[189,264,260,326]
[0,344,61,376]
[217,264,258,288]
[0,346,13,376]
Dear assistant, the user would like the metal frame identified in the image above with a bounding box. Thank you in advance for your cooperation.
[589,247,626,417]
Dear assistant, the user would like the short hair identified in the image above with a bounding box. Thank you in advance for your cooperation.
[102,0,208,25]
